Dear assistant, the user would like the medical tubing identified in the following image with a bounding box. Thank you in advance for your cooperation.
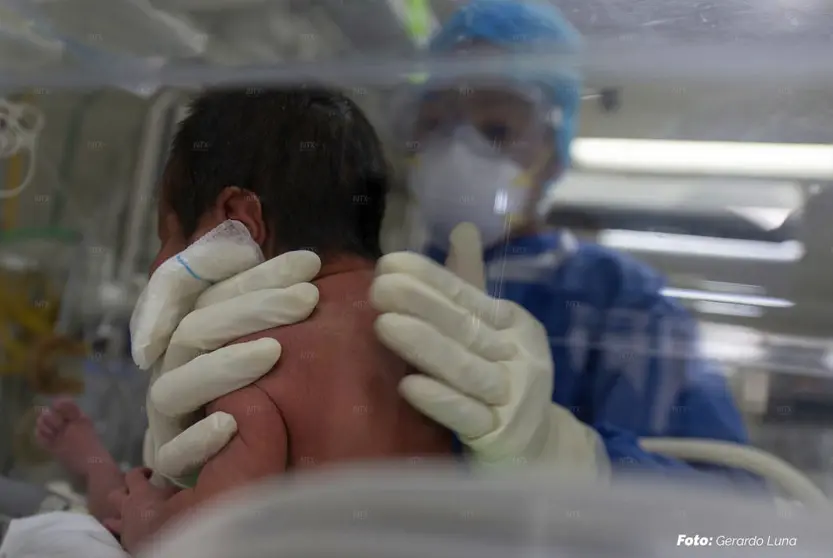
[50,93,102,225]
[639,437,829,509]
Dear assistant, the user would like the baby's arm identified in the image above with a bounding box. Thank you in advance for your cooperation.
[35,398,126,522]
[155,384,288,525]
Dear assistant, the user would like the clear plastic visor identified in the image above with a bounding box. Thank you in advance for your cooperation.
[392,77,559,160]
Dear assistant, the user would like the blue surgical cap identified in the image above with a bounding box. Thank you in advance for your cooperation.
[429,0,582,172]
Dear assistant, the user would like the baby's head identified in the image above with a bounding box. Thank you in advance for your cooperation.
[151,87,390,275]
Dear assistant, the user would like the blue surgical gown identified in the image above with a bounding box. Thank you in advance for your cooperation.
[427,230,753,480]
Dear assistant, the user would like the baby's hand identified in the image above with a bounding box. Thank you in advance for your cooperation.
[35,398,112,478]
[106,468,177,553]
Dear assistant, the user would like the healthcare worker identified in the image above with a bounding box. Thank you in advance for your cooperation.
[399,0,753,470]
[397,0,751,474]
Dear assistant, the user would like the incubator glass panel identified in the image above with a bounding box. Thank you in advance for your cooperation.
[0,0,832,546]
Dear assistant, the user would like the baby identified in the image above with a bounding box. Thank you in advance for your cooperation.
[37,87,455,546]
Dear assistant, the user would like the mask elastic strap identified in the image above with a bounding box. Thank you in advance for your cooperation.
[511,148,553,192]
[527,148,556,183]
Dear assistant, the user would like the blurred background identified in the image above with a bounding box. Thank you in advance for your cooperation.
[1,0,833,522]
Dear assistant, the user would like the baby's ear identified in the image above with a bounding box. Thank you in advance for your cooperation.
[218,187,267,246]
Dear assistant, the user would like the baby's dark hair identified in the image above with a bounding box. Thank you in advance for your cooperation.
[163,86,389,259]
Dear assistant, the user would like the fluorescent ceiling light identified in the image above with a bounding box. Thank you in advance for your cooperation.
[693,300,764,318]
[599,229,804,262]
[699,323,765,363]
[698,280,765,296]
[571,139,833,179]
[662,287,794,308]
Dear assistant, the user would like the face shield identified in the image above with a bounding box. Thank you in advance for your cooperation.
[393,77,560,160]
[391,77,561,254]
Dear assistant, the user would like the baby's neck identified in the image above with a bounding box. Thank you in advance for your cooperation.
[316,254,375,280]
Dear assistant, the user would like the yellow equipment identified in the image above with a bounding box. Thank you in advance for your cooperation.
[0,264,87,465]
[0,266,85,393]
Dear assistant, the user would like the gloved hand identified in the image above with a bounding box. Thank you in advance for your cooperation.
[371,222,610,477]
[130,221,320,484]
[150,251,321,483]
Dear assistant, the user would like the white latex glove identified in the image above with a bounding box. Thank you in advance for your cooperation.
[147,251,321,483]
[370,222,610,477]
[131,221,320,484]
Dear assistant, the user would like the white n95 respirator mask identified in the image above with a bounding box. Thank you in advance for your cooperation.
[407,126,536,249]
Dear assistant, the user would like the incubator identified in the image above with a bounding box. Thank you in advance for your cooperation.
[1,0,833,554]
[144,464,833,558]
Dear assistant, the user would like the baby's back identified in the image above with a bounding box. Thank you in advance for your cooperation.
[231,261,455,471]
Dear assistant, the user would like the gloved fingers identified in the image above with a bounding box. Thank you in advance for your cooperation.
[376,252,515,331]
[150,338,281,417]
[376,313,509,406]
[170,284,319,351]
[154,412,237,479]
[445,223,486,292]
[195,250,322,310]
[143,429,156,470]
[399,375,495,438]
[371,272,516,363]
